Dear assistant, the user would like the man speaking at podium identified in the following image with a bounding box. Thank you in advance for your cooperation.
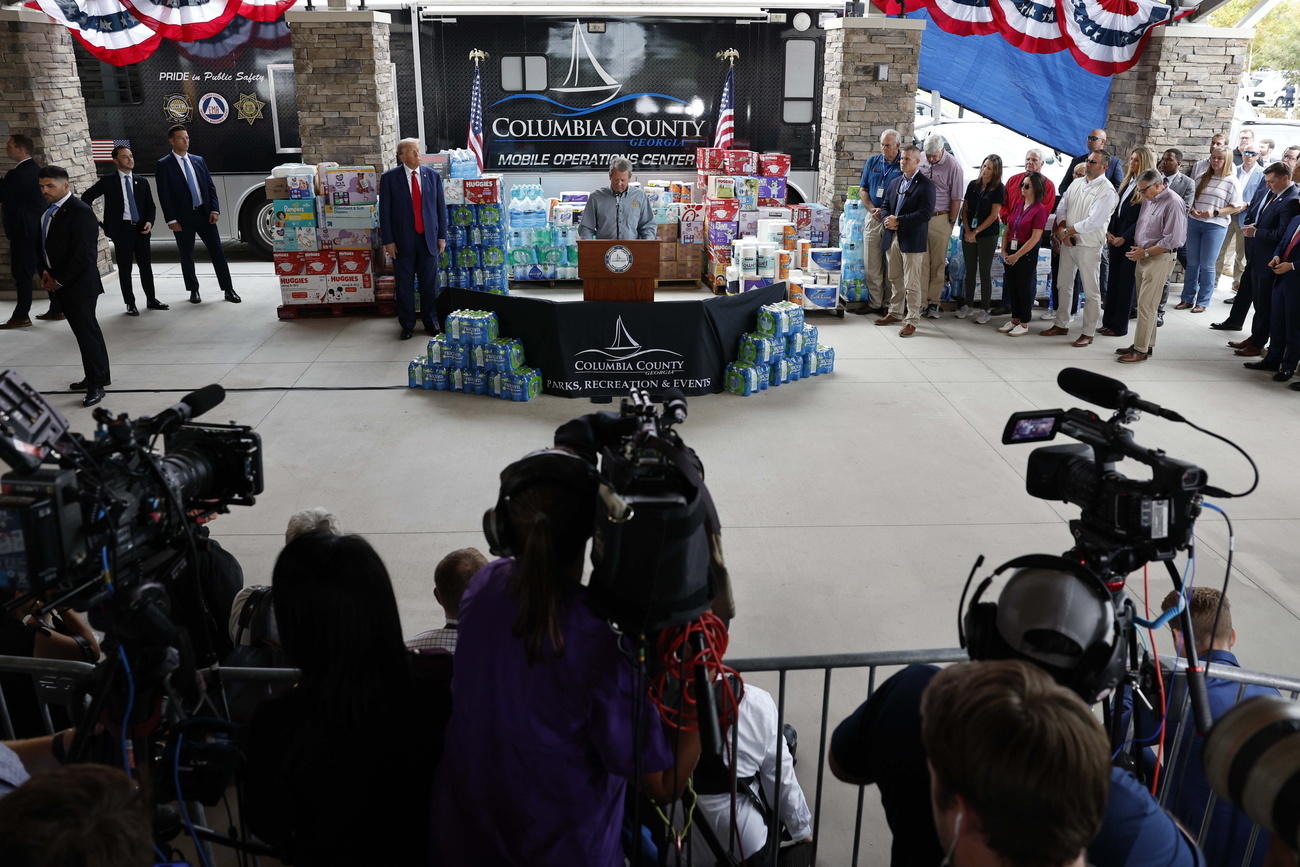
[578,157,656,241]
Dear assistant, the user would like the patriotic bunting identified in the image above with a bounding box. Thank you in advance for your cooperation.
[26,0,299,66]
[870,0,1171,75]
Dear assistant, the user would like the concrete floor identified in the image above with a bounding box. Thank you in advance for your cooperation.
[3,246,1297,864]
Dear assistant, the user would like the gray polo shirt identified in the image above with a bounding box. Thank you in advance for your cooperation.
[578,186,657,241]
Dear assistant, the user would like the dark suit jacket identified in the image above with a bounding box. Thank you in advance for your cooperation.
[379,165,447,256]
[1244,183,1300,262]
[1060,154,1124,196]
[155,151,219,228]
[0,158,44,240]
[43,195,104,301]
[1108,182,1141,248]
[879,171,935,254]
[81,171,157,237]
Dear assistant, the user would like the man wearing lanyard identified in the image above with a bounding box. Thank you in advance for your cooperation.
[855,129,903,317]
[919,136,963,318]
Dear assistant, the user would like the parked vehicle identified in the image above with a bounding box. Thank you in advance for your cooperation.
[914,119,1068,189]
[1246,71,1291,107]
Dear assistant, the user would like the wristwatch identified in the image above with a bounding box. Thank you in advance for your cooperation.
[1212,207,1219,217]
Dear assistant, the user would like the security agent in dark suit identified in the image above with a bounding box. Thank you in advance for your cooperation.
[875,145,936,337]
[1219,163,1300,352]
[80,145,168,316]
[1,134,62,327]
[154,125,237,305]
[38,166,111,408]
[379,138,447,340]
[1243,208,1300,381]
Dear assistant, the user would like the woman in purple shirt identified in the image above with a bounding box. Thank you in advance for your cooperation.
[433,449,700,866]
[1000,172,1049,337]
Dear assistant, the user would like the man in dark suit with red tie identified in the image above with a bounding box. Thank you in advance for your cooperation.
[81,145,168,316]
[875,145,935,338]
[1244,213,1300,385]
[155,125,237,305]
[37,166,110,408]
[379,138,446,340]
[1,134,63,327]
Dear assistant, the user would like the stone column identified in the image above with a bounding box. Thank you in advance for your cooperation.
[286,10,398,172]
[1108,25,1252,167]
[818,14,925,234]
[0,6,112,296]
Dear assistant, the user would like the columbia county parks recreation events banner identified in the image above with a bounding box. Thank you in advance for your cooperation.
[447,284,787,399]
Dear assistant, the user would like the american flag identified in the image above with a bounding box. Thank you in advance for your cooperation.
[91,139,131,162]
[713,67,735,150]
[467,64,485,174]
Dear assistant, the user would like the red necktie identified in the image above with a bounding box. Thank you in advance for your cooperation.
[1286,223,1300,259]
[411,169,424,234]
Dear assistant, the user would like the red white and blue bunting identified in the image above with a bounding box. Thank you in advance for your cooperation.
[26,0,298,65]
[871,0,1175,75]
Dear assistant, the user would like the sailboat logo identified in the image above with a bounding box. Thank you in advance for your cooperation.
[576,316,684,361]
[489,20,689,116]
[553,21,621,106]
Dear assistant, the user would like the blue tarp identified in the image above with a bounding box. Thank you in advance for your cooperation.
[911,9,1112,157]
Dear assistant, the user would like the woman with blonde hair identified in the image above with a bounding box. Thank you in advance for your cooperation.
[1179,147,1245,312]
[1100,146,1158,337]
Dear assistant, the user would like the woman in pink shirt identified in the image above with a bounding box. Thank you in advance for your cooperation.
[999,172,1050,336]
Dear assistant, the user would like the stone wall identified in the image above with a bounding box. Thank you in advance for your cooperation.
[1108,25,1252,169]
[818,16,925,230]
[287,10,398,173]
[0,8,112,293]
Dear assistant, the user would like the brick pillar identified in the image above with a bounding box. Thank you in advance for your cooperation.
[0,7,112,297]
[286,10,398,172]
[818,15,925,237]
[1108,24,1252,168]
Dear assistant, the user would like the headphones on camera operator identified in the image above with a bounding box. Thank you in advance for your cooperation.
[482,448,603,558]
[960,554,1128,706]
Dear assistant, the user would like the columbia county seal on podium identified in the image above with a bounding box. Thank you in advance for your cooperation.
[604,245,633,274]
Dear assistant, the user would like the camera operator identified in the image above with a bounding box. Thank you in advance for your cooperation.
[432,448,701,866]
[1,589,99,738]
[921,659,1110,867]
[829,562,1206,867]
[1130,588,1281,867]
[243,533,451,866]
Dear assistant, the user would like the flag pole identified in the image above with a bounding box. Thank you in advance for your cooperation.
[712,49,739,151]
[468,49,488,175]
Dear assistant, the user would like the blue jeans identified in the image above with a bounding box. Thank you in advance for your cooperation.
[1181,219,1228,307]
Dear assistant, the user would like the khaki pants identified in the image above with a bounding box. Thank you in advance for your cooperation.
[1134,251,1176,353]
[922,213,953,307]
[1055,243,1103,335]
[865,215,892,309]
[1216,219,1247,287]
[887,237,926,325]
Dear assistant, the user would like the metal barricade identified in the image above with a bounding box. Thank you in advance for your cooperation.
[4,651,1297,867]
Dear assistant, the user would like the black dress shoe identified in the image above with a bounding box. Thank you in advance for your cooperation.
[147,299,170,311]
[69,378,111,390]
[400,329,414,340]
[1290,381,1300,392]
[34,310,65,321]
[126,305,139,316]
[1243,359,1281,371]
[424,326,441,336]
[1275,369,1295,382]
[82,388,105,408]
[1157,314,1164,327]
[189,290,201,304]
[1210,321,1243,331]
[224,290,242,303]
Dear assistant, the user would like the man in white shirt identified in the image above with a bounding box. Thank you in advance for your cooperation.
[1043,151,1118,346]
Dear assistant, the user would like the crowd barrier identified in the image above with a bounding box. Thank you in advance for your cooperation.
[2,650,1298,866]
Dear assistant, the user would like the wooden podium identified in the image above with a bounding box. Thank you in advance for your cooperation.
[577,240,661,302]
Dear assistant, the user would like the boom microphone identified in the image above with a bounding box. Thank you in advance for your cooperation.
[145,384,226,436]
[1056,368,1185,422]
